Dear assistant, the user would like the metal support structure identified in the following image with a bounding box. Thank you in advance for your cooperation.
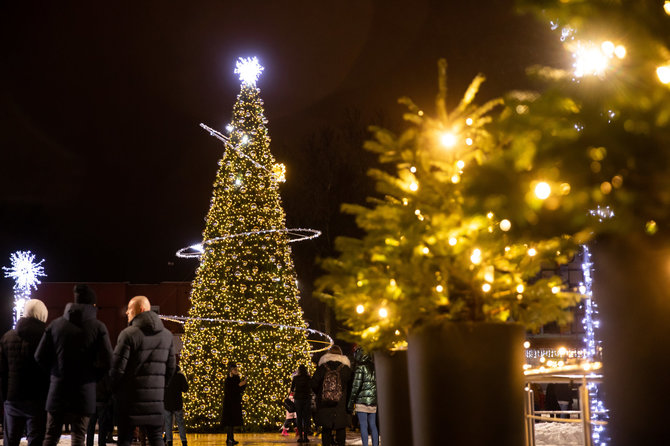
[580,376,593,446]
[524,387,536,446]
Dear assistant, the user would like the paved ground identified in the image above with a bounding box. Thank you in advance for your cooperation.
[0,432,370,445]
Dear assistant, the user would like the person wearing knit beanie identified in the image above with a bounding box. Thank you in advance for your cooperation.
[23,299,48,322]
[73,284,97,305]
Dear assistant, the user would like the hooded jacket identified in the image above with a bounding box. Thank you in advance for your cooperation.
[311,352,352,429]
[347,349,377,411]
[111,310,175,426]
[0,316,49,403]
[35,303,113,414]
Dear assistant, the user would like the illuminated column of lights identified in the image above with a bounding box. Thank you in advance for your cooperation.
[2,251,46,328]
[580,244,608,445]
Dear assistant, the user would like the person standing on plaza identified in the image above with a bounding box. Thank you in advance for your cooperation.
[311,345,352,446]
[221,362,247,445]
[164,363,188,446]
[35,284,113,446]
[85,373,113,446]
[347,347,379,446]
[290,364,312,443]
[111,295,175,446]
[0,299,50,446]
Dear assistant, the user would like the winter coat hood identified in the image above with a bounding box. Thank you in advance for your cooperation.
[63,302,98,327]
[130,310,165,335]
[318,352,351,368]
[354,348,373,364]
[15,317,47,344]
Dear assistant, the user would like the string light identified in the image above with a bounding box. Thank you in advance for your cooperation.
[500,219,511,231]
[534,182,551,199]
[356,304,365,314]
[657,65,670,84]
[571,40,625,78]
[440,131,457,148]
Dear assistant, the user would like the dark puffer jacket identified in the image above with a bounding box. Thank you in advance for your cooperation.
[0,316,49,403]
[164,368,188,411]
[35,303,113,414]
[347,349,377,411]
[111,310,175,426]
[311,353,352,429]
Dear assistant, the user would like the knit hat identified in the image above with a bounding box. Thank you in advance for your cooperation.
[23,299,48,322]
[73,284,97,305]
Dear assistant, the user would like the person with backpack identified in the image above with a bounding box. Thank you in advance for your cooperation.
[311,345,351,446]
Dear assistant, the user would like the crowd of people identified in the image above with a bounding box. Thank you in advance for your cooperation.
[0,284,380,446]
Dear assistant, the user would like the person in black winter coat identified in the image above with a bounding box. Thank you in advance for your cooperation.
[311,345,352,446]
[290,364,313,443]
[111,296,175,446]
[86,373,113,446]
[221,363,247,445]
[35,284,113,446]
[0,299,50,446]
[164,364,189,446]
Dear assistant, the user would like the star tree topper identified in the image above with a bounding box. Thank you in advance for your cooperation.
[234,57,264,87]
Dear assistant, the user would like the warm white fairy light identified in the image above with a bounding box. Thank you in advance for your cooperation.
[378,308,388,318]
[657,65,670,84]
[534,182,551,199]
[3,251,46,328]
[665,1,670,15]
[500,219,511,231]
[440,132,457,148]
[356,304,365,314]
[409,181,419,191]
[470,248,482,264]
[234,56,264,86]
[572,41,610,77]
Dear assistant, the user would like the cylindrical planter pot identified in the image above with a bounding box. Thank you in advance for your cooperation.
[591,234,670,445]
[407,321,525,446]
[375,349,413,446]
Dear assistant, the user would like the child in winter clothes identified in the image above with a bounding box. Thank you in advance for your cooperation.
[281,393,297,436]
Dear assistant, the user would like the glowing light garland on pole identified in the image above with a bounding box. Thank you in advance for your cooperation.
[3,251,46,328]
[580,244,608,445]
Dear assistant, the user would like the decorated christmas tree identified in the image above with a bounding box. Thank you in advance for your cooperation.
[180,57,313,431]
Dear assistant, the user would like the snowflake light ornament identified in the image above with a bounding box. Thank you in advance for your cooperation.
[3,250,46,327]
[234,57,264,86]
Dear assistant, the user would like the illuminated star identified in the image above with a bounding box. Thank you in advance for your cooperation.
[234,57,264,86]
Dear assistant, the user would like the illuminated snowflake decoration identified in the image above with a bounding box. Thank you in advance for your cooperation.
[3,250,46,327]
[3,251,46,291]
[234,56,264,86]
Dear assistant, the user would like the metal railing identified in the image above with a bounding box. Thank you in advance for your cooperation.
[524,368,607,446]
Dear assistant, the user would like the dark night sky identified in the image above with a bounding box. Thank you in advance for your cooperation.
[0,1,563,289]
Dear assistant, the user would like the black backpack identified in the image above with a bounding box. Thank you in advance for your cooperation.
[321,363,344,405]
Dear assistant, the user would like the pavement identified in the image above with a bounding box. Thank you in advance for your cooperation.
[0,432,370,445]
